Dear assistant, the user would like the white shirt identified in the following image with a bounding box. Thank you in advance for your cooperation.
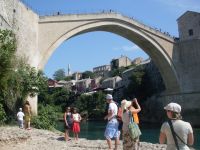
[108,102,118,120]
[17,111,25,121]
[73,113,80,122]
[161,120,193,150]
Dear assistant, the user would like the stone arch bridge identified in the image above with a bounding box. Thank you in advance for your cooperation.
[1,0,200,125]
[38,13,179,93]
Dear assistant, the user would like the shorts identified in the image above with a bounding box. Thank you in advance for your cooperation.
[104,118,120,139]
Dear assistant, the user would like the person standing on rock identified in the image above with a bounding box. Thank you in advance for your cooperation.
[23,100,32,130]
[64,107,73,141]
[72,108,81,142]
[159,102,194,150]
[17,108,25,129]
[121,99,141,150]
[104,94,120,150]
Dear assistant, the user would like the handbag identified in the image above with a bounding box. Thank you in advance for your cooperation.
[128,112,141,140]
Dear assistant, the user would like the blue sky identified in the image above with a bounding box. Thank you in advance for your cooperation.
[23,0,200,78]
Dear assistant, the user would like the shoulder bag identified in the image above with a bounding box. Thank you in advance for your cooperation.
[128,111,141,140]
[168,120,192,150]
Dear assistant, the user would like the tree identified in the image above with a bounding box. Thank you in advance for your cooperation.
[0,29,47,120]
[0,29,16,94]
[53,69,65,81]
[123,68,145,99]
[82,71,95,79]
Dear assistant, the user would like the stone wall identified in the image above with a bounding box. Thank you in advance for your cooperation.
[0,0,39,68]
[175,39,200,93]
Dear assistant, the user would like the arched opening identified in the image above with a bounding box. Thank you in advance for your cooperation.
[39,21,180,93]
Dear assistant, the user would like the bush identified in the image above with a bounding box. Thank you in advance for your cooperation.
[0,103,7,125]
[32,105,58,130]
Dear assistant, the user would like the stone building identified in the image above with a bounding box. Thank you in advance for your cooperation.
[90,76,102,90]
[75,78,91,93]
[111,56,132,70]
[72,72,82,81]
[132,57,143,65]
[93,65,111,77]
[177,11,200,41]
[102,76,122,89]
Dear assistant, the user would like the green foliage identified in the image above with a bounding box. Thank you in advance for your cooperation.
[0,29,48,118]
[64,75,73,81]
[0,29,16,81]
[0,103,7,125]
[53,69,65,81]
[74,92,106,118]
[123,69,145,99]
[32,104,59,130]
[82,71,95,79]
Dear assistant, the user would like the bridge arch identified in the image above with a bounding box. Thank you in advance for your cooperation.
[38,14,180,93]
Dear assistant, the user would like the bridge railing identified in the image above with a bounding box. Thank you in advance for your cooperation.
[19,0,177,39]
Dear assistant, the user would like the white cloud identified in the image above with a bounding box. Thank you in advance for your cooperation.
[155,0,200,11]
[113,45,140,52]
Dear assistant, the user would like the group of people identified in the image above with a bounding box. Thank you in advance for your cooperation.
[63,107,82,142]
[19,95,194,150]
[104,94,194,150]
[16,100,32,130]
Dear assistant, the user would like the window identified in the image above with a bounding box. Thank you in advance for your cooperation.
[188,29,193,36]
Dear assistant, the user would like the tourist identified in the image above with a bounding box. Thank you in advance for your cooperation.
[104,94,120,150]
[72,108,81,141]
[17,108,25,129]
[121,99,141,150]
[23,100,32,130]
[159,102,194,150]
[64,107,73,142]
[132,98,140,125]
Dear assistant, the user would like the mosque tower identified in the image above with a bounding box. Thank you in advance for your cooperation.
[67,64,71,76]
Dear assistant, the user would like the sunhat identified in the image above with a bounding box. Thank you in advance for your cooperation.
[164,102,181,113]
[121,99,132,111]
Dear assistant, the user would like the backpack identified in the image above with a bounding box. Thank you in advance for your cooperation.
[117,107,122,121]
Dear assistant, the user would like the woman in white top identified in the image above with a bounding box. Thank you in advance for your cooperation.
[159,102,194,150]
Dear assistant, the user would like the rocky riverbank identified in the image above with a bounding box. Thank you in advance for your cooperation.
[0,126,167,150]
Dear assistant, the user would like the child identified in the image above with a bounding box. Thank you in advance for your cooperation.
[17,108,25,129]
[72,108,81,141]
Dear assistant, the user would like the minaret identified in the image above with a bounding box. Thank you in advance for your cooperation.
[67,64,71,76]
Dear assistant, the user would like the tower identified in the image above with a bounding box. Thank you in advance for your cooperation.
[67,64,71,76]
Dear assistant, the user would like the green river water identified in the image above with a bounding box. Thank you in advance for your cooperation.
[56,121,200,149]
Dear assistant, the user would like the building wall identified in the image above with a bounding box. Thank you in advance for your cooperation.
[178,11,200,41]
[93,65,111,77]
[0,0,39,68]
[111,56,132,70]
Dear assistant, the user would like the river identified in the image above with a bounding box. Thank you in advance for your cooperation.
[56,121,200,149]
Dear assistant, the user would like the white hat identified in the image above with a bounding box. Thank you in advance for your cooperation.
[106,94,113,100]
[121,99,132,110]
[164,102,181,113]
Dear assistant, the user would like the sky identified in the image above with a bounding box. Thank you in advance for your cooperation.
[22,0,200,78]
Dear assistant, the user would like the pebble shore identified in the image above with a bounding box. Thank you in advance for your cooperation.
[0,126,167,150]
